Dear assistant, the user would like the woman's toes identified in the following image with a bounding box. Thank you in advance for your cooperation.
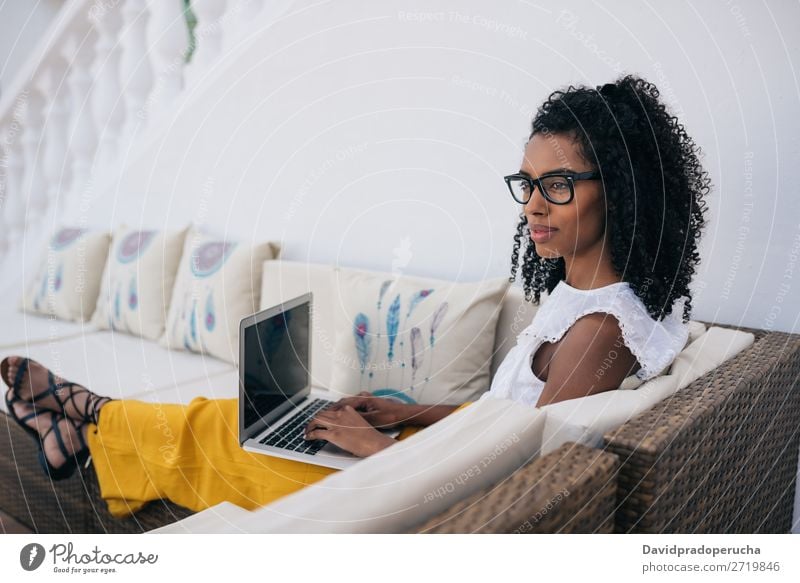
[6,363,18,386]
[8,359,63,410]
[7,369,18,389]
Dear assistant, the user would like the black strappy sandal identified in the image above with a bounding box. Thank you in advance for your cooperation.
[45,379,111,426]
[1,356,111,426]
[4,385,42,443]
[4,388,90,481]
[36,411,91,480]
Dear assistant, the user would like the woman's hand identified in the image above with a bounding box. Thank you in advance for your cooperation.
[303,404,397,458]
[328,391,407,430]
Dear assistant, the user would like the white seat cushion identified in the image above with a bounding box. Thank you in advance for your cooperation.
[0,309,92,349]
[132,368,239,405]
[0,331,233,414]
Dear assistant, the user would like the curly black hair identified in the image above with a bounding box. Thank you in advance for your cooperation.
[509,74,710,323]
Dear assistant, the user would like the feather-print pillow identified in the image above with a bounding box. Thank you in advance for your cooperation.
[20,227,111,322]
[90,226,189,340]
[159,228,281,364]
[329,266,510,405]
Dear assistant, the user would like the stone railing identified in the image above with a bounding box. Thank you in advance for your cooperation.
[0,0,290,262]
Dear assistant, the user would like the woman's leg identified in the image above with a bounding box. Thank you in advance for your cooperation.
[2,356,460,520]
[87,399,443,519]
[1,356,338,518]
[86,396,344,518]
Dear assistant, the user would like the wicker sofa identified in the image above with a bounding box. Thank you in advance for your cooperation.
[410,322,800,533]
[1,259,798,533]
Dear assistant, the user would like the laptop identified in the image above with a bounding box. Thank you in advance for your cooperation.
[238,292,400,470]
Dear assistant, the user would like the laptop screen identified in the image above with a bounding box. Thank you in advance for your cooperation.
[242,301,310,430]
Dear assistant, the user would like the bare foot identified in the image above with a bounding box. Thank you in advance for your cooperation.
[1,356,111,425]
[6,387,90,474]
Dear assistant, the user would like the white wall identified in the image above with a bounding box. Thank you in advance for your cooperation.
[74,0,800,333]
[0,0,62,97]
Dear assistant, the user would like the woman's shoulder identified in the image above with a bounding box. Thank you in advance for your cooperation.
[518,279,629,340]
[520,279,690,380]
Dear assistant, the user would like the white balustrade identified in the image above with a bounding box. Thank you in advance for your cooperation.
[0,139,8,254]
[37,63,72,215]
[185,0,229,86]
[19,89,48,221]
[0,120,25,254]
[91,1,125,167]
[146,0,188,120]
[0,131,9,253]
[62,28,98,203]
[0,0,274,263]
[119,0,154,141]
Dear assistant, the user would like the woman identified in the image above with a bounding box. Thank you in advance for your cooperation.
[2,74,709,519]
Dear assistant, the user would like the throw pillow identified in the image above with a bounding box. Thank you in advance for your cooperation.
[160,229,281,364]
[20,227,111,322]
[329,266,510,405]
[91,226,189,340]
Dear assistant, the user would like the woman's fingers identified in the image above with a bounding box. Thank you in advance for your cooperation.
[304,406,395,457]
[304,417,332,440]
[330,395,371,411]
[305,405,364,439]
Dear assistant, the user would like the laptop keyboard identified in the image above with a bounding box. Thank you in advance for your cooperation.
[258,398,333,455]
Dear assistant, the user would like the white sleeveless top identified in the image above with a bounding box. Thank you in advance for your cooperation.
[479,280,691,407]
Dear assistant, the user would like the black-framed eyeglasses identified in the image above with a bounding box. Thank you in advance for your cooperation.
[503,170,601,205]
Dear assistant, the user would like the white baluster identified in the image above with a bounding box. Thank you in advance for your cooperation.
[19,89,48,221]
[62,30,97,203]
[0,121,25,255]
[185,0,229,86]
[0,174,6,257]
[37,64,72,216]
[90,2,125,166]
[146,0,188,119]
[119,0,154,141]
[0,140,7,255]
[224,0,265,52]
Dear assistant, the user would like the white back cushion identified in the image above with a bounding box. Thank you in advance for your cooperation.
[260,260,338,389]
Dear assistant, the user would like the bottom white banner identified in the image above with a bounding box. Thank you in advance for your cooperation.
[0,533,797,582]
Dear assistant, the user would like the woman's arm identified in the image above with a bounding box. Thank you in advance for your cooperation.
[329,393,460,428]
[397,403,461,427]
[535,312,640,407]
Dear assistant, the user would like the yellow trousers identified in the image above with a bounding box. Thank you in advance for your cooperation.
[86,397,471,518]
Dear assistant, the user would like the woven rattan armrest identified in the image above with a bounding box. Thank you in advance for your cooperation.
[602,323,800,533]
